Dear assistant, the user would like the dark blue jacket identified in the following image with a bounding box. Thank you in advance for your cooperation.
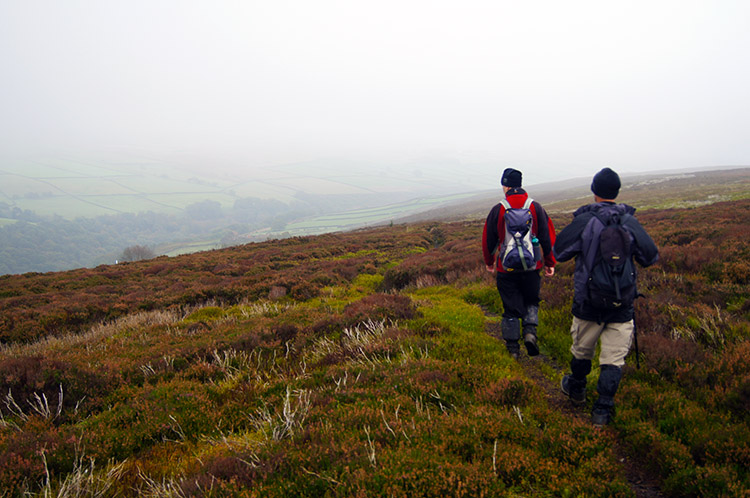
[553,202,659,323]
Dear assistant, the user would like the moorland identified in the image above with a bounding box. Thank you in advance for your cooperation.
[0,171,748,497]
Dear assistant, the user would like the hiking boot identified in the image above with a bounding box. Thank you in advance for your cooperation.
[561,375,586,405]
[523,333,539,357]
[592,407,612,426]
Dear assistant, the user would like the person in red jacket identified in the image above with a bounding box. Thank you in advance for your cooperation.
[482,168,556,359]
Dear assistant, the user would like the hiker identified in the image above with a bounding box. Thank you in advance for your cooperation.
[554,167,659,426]
[482,168,557,359]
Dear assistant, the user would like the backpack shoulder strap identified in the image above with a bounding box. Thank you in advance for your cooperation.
[594,209,632,228]
[499,198,532,210]
[582,213,605,272]
[497,199,510,239]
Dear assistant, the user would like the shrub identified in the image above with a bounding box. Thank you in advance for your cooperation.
[343,294,418,324]
[0,356,113,422]
[477,377,535,406]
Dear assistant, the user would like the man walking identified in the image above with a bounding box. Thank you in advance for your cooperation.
[482,168,556,359]
[554,167,659,425]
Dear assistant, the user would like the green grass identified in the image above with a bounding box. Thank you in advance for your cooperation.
[413,286,517,380]
[538,306,574,364]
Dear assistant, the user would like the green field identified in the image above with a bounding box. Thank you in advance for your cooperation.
[160,239,222,257]
[282,193,478,234]
[0,156,476,221]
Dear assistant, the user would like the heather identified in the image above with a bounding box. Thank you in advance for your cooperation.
[0,199,748,496]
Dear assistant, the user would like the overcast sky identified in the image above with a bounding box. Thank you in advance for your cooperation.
[1,1,749,183]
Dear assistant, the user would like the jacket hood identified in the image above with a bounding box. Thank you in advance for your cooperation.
[573,202,636,219]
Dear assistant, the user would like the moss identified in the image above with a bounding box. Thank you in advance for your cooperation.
[183,306,225,323]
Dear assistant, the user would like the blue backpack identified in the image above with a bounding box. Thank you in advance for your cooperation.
[586,212,636,309]
[498,198,540,271]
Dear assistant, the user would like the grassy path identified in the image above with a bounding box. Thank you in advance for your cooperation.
[484,310,666,498]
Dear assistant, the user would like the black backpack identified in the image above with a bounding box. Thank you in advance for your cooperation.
[586,212,636,310]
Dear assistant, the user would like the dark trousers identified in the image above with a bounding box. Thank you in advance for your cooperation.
[496,270,541,319]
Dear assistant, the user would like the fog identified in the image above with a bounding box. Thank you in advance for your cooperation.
[2,1,749,186]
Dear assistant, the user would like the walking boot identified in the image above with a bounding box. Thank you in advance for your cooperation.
[522,305,539,356]
[501,317,521,359]
[561,358,591,406]
[592,365,623,426]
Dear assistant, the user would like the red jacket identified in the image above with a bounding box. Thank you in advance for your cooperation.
[482,188,556,272]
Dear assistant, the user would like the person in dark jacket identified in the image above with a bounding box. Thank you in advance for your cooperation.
[554,167,659,425]
[482,168,556,359]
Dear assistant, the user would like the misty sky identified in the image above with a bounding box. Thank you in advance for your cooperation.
[2,1,749,183]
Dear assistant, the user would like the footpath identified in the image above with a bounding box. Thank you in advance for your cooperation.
[484,312,666,498]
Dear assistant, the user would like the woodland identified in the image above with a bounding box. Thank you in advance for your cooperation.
[0,197,748,497]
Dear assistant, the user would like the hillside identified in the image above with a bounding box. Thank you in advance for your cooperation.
[1,166,747,275]
[0,197,748,496]
[0,154,488,274]
[393,167,750,224]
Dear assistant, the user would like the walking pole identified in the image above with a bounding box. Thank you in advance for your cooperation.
[633,293,645,369]
[633,318,640,369]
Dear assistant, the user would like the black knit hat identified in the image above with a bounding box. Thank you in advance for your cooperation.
[501,168,522,188]
[591,168,621,199]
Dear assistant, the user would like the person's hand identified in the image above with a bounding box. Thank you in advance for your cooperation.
[486,264,496,273]
[544,266,555,277]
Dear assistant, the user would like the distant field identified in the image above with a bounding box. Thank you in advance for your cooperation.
[283,193,478,234]
[160,239,222,257]
[11,196,123,218]
[0,156,480,220]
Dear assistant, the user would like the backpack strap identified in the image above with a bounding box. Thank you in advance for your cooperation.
[498,199,510,239]
[593,209,632,228]
[500,198,533,210]
[499,198,533,210]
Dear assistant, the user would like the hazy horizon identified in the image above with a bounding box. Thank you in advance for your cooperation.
[2,1,750,187]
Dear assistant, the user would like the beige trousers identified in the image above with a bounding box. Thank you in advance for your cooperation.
[569,317,634,367]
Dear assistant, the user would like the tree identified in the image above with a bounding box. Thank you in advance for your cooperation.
[120,245,156,262]
[185,200,223,221]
